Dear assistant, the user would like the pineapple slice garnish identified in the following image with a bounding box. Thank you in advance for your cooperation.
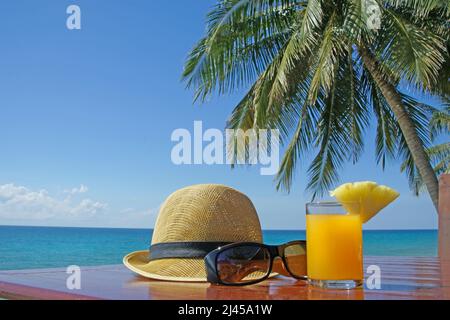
[330,181,400,223]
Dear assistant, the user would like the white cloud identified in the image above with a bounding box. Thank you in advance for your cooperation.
[0,183,107,221]
[0,183,161,228]
[64,184,88,195]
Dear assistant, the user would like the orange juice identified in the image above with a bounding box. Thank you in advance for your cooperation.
[306,213,363,281]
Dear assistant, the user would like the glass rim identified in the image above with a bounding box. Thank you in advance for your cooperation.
[306,201,359,207]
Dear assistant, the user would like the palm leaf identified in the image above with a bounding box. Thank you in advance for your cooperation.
[306,51,369,198]
[374,5,446,90]
[430,105,450,139]
[183,0,302,101]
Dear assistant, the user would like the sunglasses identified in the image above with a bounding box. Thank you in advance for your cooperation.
[204,241,307,286]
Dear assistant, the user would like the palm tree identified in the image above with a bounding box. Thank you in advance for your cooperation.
[403,106,450,195]
[182,0,449,210]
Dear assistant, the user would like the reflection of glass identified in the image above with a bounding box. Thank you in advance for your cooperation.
[306,202,363,289]
[306,286,365,300]
[217,246,270,284]
[284,244,307,278]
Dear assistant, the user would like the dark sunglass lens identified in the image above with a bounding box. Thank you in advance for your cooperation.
[284,243,307,278]
[216,245,270,284]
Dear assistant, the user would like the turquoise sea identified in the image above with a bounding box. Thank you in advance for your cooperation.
[0,226,438,271]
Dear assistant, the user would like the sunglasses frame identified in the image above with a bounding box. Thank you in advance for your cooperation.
[204,240,307,286]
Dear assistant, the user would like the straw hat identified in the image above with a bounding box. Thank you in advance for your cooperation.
[123,184,263,282]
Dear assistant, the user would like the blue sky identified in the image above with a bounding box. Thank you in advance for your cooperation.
[0,0,442,230]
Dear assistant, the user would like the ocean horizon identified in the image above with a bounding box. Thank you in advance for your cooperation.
[0,225,438,271]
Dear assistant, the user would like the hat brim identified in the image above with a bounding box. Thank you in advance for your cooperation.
[124,250,209,282]
[123,250,280,282]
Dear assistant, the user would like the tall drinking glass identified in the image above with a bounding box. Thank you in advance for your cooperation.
[306,202,363,289]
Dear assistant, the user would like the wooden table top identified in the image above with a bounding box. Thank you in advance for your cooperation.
[1,256,449,300]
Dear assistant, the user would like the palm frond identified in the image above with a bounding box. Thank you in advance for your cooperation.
[306,52,369,198]
[430,106,450,139]
[374,6,447,90]
[401,142,450,194]
[274,77,321,191]
[307,12,344,104]
[366,76,398,169]
[342,0,374,42]
[225,39,307,166]
[384,0,450,18]
[345,47,370,163]
[183,0,302,101]
[296,0,323,49]
[397,94,436,194]
[184,0,448,200]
